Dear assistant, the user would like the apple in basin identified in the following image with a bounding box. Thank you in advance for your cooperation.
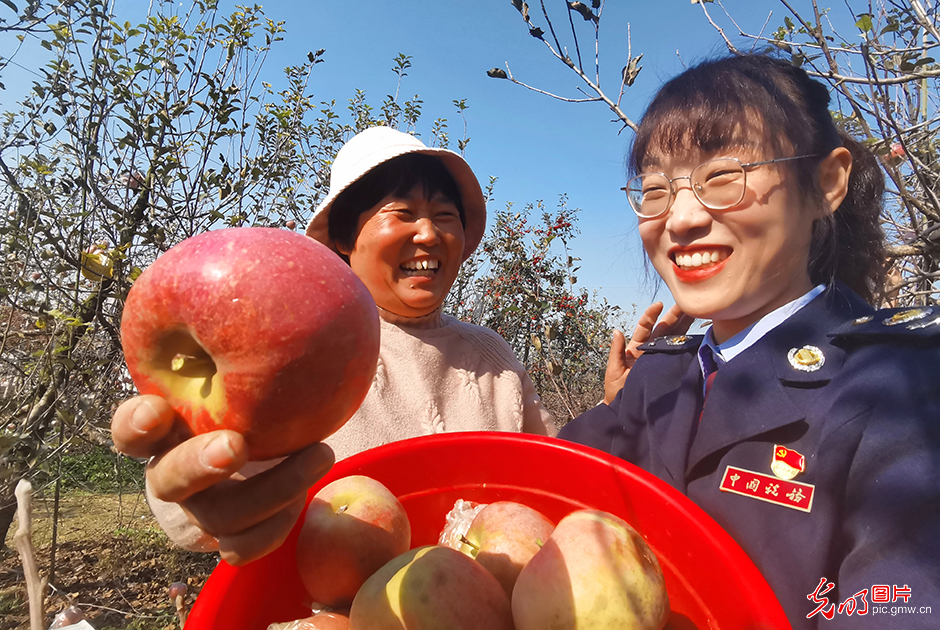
[297,475,411,608]
[460,501,555,597]
[349,545,514,630]
[268,611,349,630]
[512,509,669,630]
[120,227,379,460]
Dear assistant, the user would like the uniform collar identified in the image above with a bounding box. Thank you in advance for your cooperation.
[681,283,871,478]
[698,284,826,381]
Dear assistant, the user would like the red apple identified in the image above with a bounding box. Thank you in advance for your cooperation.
[297,475,411,608]
[268,611,350,629]
[512,509,669,630]
[121,227,379,460]
[461,501,555,597]
[349,545,514,630]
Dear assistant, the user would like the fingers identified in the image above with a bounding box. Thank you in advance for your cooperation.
[216,495,309,566]
[148,430,251,502]
[606,329,627,373]
[651,303,694,338]
[604,329,629,405]
[181,443,334,539]
[626,301,665,357]
[111,395,183,458]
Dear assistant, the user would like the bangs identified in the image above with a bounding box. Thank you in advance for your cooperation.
[382,154,463,212]
[328,152,465,254]
[629,55,833,175]
[635,102,773,171]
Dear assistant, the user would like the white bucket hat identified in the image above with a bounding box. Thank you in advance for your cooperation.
[306,126,486,261]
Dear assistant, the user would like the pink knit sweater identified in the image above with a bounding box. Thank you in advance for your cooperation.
[149,307,556,550]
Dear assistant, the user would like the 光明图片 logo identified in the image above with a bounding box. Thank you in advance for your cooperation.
[807,578,932,618]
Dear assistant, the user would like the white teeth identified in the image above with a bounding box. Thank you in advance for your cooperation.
[675,250,726,269]
[401,259,440,273]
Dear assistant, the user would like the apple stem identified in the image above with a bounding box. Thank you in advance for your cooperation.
[170,353,215,376]
[337,504,348,514]
[459,535,480,551]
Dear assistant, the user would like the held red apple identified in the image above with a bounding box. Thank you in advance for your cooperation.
[121,227,379,460]
[512,509,669,630]
[349,545,514,630]
[460,501,555,597]
[296,475,411,608]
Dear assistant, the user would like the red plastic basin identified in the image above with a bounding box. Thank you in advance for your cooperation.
[185,432,791,629]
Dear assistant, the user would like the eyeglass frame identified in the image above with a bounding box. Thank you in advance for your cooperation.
[621,154,823,219]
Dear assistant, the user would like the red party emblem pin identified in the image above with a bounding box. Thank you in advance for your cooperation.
[771,444,805,480]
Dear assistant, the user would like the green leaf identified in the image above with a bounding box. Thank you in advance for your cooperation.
[881,20,900,35]
[855,14,873,32]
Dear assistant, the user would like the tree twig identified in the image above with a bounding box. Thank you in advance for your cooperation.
[695,0,739,53]
[502,64,602,103]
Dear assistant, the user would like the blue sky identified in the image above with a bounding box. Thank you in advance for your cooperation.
[264,0,808,317]
[2,1,866,320]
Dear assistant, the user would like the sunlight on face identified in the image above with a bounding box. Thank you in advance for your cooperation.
[344,186,465,318]
[638,146,821,343]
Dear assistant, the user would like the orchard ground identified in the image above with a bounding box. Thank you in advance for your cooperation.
[1,480,216,629]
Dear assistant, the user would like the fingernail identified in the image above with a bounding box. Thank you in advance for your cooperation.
[202,434,236,470]
[131,400,162,433]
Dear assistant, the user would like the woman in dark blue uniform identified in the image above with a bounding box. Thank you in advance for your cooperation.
[560,55,940,629]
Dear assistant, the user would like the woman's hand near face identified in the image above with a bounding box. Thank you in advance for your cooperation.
[603,303,694,405]
[111,395,335,566]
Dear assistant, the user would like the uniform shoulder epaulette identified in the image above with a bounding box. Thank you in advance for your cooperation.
[830,306,940,341]
[638,334,704,354]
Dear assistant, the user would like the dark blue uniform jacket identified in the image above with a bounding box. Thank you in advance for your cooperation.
[559,284,940,629]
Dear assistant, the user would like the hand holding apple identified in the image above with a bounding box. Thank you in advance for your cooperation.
[121,227,380,460]
[111,395,335,566]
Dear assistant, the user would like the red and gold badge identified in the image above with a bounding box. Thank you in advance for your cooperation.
[720,466,815,513]
[771,445,805,480]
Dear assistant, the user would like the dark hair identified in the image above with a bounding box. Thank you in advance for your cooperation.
[630,54,886,303]
[327,152,465,253]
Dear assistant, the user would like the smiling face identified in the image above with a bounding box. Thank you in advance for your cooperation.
[638,147,823,343]
[342,186,465,318]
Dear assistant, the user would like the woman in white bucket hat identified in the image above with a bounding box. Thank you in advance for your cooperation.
[303,126,556,459]
[110,127,683,565]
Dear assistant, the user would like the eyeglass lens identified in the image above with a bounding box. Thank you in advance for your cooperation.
[627,159,747,217]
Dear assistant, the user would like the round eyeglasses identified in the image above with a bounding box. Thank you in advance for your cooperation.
[622,155,821,219]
